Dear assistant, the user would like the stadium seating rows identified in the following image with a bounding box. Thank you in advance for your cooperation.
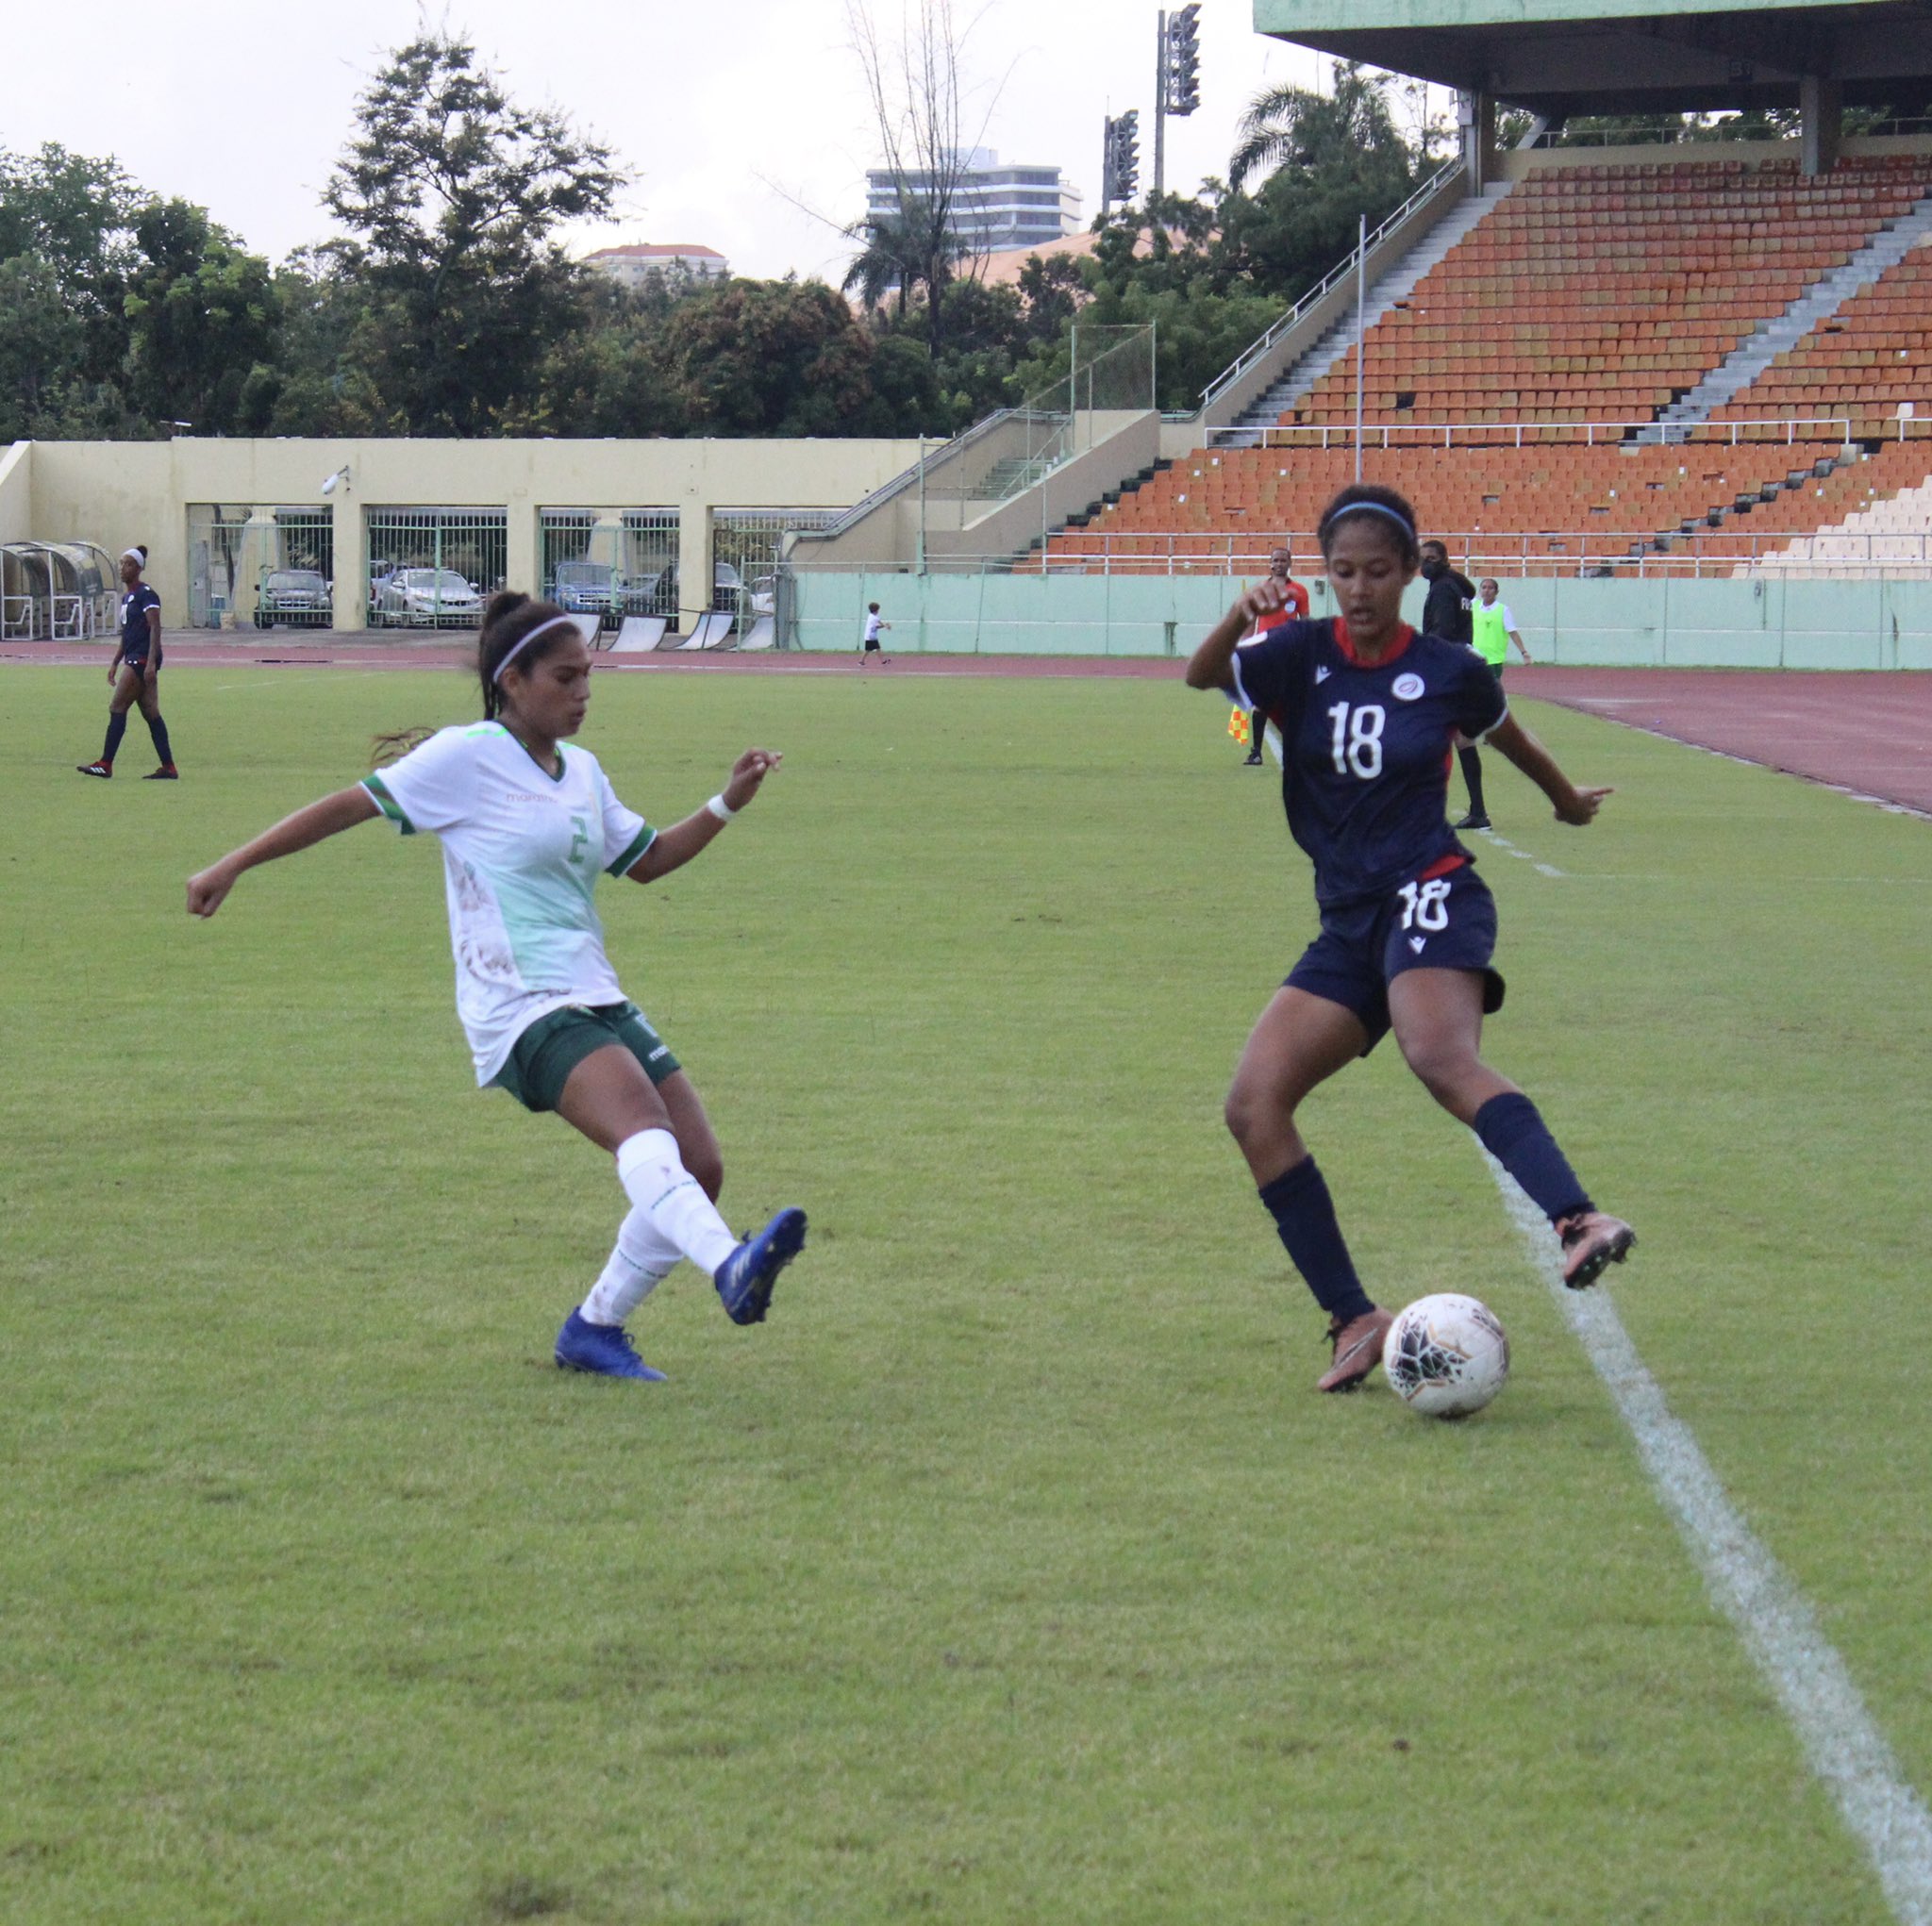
[1284,158,1932,429]
[1717,241,1932,435]
[1037,155,1932,574]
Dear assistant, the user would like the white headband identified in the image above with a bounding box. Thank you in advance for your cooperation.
[491,614,577,683]
[121,548,145,565]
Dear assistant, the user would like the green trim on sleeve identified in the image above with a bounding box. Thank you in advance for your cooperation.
[607,825,657,877]
[361,772,415,836]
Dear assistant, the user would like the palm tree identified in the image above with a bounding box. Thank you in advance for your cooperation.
[1228,62,1408,195]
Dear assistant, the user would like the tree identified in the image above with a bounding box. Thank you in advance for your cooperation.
[658,281,882,437]
[323,31,627,434]
[122,200,280,434]
[0,143,140,412]
[844,0,999,364]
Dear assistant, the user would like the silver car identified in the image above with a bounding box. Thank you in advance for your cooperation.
[374,568,484,628]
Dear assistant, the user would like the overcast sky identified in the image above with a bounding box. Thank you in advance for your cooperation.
[0,0,1410,281]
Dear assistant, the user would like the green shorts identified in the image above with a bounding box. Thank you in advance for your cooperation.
[490,1002,680,1113]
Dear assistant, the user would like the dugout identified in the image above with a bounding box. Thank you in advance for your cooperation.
[0,540,117,641]
[1254,0,1932,180]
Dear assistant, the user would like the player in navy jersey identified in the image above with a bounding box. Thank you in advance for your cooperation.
[77,545,177,779]
[1186,483,1635,1393]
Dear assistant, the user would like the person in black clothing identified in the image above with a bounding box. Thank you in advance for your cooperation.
[77,545,177,780]
[1420,540,1485,829]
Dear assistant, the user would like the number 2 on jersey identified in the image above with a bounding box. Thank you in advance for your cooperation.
[1325,702,1385,779]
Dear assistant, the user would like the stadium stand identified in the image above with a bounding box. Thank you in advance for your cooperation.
[1035,152,1932,576]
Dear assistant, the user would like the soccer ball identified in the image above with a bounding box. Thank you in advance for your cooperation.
[1381,1293,1509,1419]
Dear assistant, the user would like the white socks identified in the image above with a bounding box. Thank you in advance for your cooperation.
[613,1129,739,1279]
[579,1206,681,1327]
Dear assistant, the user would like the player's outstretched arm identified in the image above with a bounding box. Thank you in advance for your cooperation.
[627,749,782,885]
[1485,714,1612,826]
[1185,581,1291,694]
[187,785,382,918]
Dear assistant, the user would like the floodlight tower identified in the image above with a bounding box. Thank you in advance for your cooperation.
[1154,3,1202,200]
[1102,109,1141,217]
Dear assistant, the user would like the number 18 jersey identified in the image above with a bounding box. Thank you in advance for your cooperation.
[1231,618,1507,910]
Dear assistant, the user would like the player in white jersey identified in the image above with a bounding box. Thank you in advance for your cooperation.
[186,591,807,1381]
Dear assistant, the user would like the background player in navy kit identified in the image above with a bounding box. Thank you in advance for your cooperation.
[77,545,177,779]
[1241,545,1309,765]
[1186,484,1635,1392]
[1420,539,1489,829]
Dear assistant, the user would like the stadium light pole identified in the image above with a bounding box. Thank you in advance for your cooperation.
[1354,212,1366,483]
[1154,9,1166,199]
[917,435,927,575]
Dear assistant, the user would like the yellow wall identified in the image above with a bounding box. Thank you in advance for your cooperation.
[15,436,920,631]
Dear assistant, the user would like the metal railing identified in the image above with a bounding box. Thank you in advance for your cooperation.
[792,525,1932,580]
[1202,416,1857,451]
[1198,158,1463,411]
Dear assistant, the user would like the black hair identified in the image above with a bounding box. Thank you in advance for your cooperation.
[868,602,880,612]
[477,591,575,722]
[1316,485,1422,569]
[374,590,576,764]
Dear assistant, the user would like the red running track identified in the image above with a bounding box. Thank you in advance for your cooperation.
[1511,666,1932,819]
[6,639,1927,816]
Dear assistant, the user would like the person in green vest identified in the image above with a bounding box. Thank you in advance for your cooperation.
[1455,578,1536,830]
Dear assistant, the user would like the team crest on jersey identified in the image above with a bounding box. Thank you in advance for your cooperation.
[1391,672,1425,701]
[1314,664,1332,684]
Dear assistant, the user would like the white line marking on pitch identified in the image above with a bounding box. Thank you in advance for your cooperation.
[1482,1152,1932,1925]
[1471,826,1567,879]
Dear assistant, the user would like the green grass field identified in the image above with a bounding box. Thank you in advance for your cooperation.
[4,661,1929,1924]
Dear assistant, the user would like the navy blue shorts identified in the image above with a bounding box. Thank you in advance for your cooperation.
[1287,861,1506,1054]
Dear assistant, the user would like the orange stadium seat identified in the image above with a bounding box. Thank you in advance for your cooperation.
[1032,155,1932,576]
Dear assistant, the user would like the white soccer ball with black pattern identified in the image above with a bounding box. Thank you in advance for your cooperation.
[1382,1293,1509,1419]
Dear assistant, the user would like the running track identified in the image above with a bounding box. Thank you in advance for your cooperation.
[7,637,1928,818]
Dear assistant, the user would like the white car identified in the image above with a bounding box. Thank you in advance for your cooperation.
[374,568,484,628]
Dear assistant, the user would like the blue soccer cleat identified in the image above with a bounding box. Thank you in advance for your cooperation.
[554,1308,668,1381]
[713,1207,808,1326]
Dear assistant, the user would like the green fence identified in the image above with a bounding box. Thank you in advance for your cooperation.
[788,569,1932,667]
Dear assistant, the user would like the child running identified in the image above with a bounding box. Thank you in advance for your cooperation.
[1185,484,1634,1393]
[186,590,806,1381]
[77,545,177,780]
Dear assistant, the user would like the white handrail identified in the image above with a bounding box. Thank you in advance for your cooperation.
[1203,416,1858,450]
[1199,158,1464,409]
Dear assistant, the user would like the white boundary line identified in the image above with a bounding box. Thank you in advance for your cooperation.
[1472,825,1567,879]
[1481,1151,1932,1924]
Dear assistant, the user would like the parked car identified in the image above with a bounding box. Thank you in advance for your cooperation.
[549,559,663,629]
[373,568,484,628]
[255,569,332,629]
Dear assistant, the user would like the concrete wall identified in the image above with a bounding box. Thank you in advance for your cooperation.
[791,567,1932,667]
[0,442,31,545]
[16,437,922,632]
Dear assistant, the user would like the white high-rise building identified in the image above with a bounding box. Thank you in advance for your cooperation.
[864,149,1082,255]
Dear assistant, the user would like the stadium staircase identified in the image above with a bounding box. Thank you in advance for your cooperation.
[1029,150,1932,576]
[1657,189,1932,428]
[1220,183,1517,446]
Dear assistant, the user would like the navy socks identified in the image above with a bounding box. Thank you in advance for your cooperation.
[101,711,127,765]
[1257,1157,1374,1322]
[145,710,174,767]
[1474,1092,1591,1223]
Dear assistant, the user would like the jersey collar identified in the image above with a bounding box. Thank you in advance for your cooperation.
[1332,618,1415,668]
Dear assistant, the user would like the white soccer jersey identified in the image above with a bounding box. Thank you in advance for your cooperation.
[862,612,884,643]
[361,722,657,1084]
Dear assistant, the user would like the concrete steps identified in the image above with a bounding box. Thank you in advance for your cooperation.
[1222,182,1515,444]
[1655,193,1932,431]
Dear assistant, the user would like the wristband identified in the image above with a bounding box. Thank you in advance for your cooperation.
[706,793,737,822]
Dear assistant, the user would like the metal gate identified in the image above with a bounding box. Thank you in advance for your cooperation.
[365,507,507,628]
[185,505,259,628]
[712,508,841,626]
[539,506,677,629]
[252,507,336,629]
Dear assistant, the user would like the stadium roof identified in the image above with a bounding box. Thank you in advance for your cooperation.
[1252,1,1932,115]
